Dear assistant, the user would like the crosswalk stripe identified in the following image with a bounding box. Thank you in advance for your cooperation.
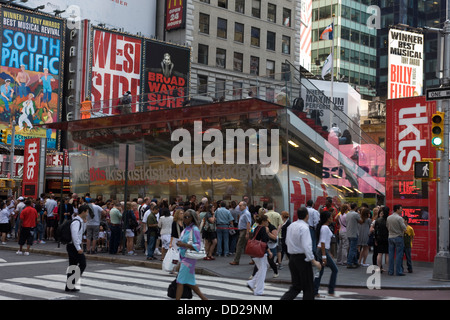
[0,259,67,268]
[0,282,74,300]
[89,269,281,300]
[35,274,180,300]
[115,266,288,293]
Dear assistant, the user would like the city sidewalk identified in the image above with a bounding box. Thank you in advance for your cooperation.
[1,240,450,290]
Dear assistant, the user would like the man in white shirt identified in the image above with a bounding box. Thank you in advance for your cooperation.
[306,200,320,255]
[281,207,321,300]
[65,204,88,292]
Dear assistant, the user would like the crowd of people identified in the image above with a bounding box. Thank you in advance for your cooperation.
[0,192,415,299]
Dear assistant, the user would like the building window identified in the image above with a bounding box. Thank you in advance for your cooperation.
[233,52,243,72]
[234,22,244,43]
[215,79,226,99]
[216,48,226,68]
[281,62,290,81]
[267,31,276,51]
[217,18,227,39]
[218,0,227,9]
[282,35,290,54]
[268,3,277,23]
[199,0,210,3]
[198,75,208,95]
[252,0,261,18]
[199,13,210,34]
[198,44,209,65]
[251,27,260,47]
[233,81,243,99]
[283,8,291,27]
[266,87,275,102]
[266,60,275,78]
[235,0,245,13]
[250,56,260,75]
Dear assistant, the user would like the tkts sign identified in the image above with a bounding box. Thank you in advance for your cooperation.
[385,96,436,262]
[22,138,40,199]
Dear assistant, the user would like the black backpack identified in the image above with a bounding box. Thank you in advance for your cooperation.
[57,219,81,244]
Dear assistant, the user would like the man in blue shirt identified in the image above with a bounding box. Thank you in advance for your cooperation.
[1,79,14,119]
[215,201,234,257]
[230,201,251,265]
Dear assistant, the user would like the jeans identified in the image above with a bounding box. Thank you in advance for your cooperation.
[337,231,348,265]
[347,237,358,266]
[388,236,404,275]
[216,225,230,255]
[147,233,157,258]
[314,248,338,295]
[403,247,413,272]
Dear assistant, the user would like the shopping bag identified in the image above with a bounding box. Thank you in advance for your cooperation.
[162,247,180,272]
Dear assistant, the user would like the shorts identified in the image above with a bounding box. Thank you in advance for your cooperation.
[18,227,34,246]
[0,223,10,233]
[46,218,57,228]
[161,234,171,249]
[86,225,100,240]
[125,229,135,238]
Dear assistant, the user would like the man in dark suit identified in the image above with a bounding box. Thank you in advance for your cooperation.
[59,197,74,223]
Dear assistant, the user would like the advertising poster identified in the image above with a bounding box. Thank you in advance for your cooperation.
[388,29,424,99]
[0,5,64,149]
[165,0,185,31]
[142,40,190,111]
[299,0,312,72]
[90,28,142,116]
[22,137,40,199]
[385,96,436,262]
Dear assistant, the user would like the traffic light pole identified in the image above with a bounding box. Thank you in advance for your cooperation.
[432,19,450,281]
[9,121,15,179]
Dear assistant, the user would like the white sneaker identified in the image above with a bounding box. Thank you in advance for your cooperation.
[154,248,162,255]
[16,251,23,255]
[1,242,6,245]
[24,252,30,256]
[273,273,279,278]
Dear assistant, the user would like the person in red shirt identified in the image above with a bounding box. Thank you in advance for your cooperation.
[17,199,38,256]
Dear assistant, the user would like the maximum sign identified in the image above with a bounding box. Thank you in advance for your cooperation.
[426,87,450,101]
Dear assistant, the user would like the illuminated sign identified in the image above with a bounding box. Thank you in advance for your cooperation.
[388,29,423,99]
[165,0,185,31]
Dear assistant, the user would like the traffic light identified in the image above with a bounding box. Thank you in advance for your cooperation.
[414,161,433,180]
[0,129,8,144]
[431,111,444,147]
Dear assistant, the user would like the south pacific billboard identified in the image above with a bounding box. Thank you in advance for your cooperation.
[0,5,65,149]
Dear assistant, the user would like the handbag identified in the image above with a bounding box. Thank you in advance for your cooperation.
[162,247,180,272]
[167,279,192,299]
[185,229,206,260]
[245,226,267,258]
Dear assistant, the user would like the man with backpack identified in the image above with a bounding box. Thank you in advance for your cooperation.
[65,204,89,292]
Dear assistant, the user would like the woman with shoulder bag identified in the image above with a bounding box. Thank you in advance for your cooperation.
[203,205,217,260]
[175,209,208,300]
[246,213,271,296]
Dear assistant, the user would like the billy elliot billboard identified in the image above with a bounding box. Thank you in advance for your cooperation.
[388,29,423,99]
[88,27,190,116]
[0,5,65,149]
[386,96,436,262]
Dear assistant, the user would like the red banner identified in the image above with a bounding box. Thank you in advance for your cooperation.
[22,138,40,199]
[91,29,142,115]
[386,96,436,262]
[165,0,185,31]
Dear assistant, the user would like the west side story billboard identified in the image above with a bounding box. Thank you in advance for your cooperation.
[388,29,424,99]
[0,5,65,149]
[88,27,191,116]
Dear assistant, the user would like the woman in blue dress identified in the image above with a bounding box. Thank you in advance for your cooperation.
[176,209,208,300]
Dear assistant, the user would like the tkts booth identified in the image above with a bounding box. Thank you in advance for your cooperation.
[385,96,437,262]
